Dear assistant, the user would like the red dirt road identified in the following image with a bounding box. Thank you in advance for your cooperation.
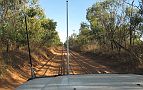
[0,47,115,90]
[34,47,115,77]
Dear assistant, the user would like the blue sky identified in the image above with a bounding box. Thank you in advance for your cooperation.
[39,0,140,43]
[39,0,97,42]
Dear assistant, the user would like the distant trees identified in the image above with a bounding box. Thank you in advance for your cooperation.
[68,0,143,69]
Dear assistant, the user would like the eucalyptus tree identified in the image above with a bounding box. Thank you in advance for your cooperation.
[86,0,123,50]
[0,0,27,52]
[0,0,61,51]
[78,22,91,45]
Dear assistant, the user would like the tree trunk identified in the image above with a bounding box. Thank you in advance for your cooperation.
[129,22,133,46]
[129,0,135,46]
[6,40,9,53]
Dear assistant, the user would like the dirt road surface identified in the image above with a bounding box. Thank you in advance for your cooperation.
[34,47,115,77]
[0,47,115,90]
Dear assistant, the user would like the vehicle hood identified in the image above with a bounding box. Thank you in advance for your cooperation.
[16,74,143,90]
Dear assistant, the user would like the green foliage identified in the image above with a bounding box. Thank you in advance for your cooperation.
[0,0,61,51]
[69,0,143,66]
